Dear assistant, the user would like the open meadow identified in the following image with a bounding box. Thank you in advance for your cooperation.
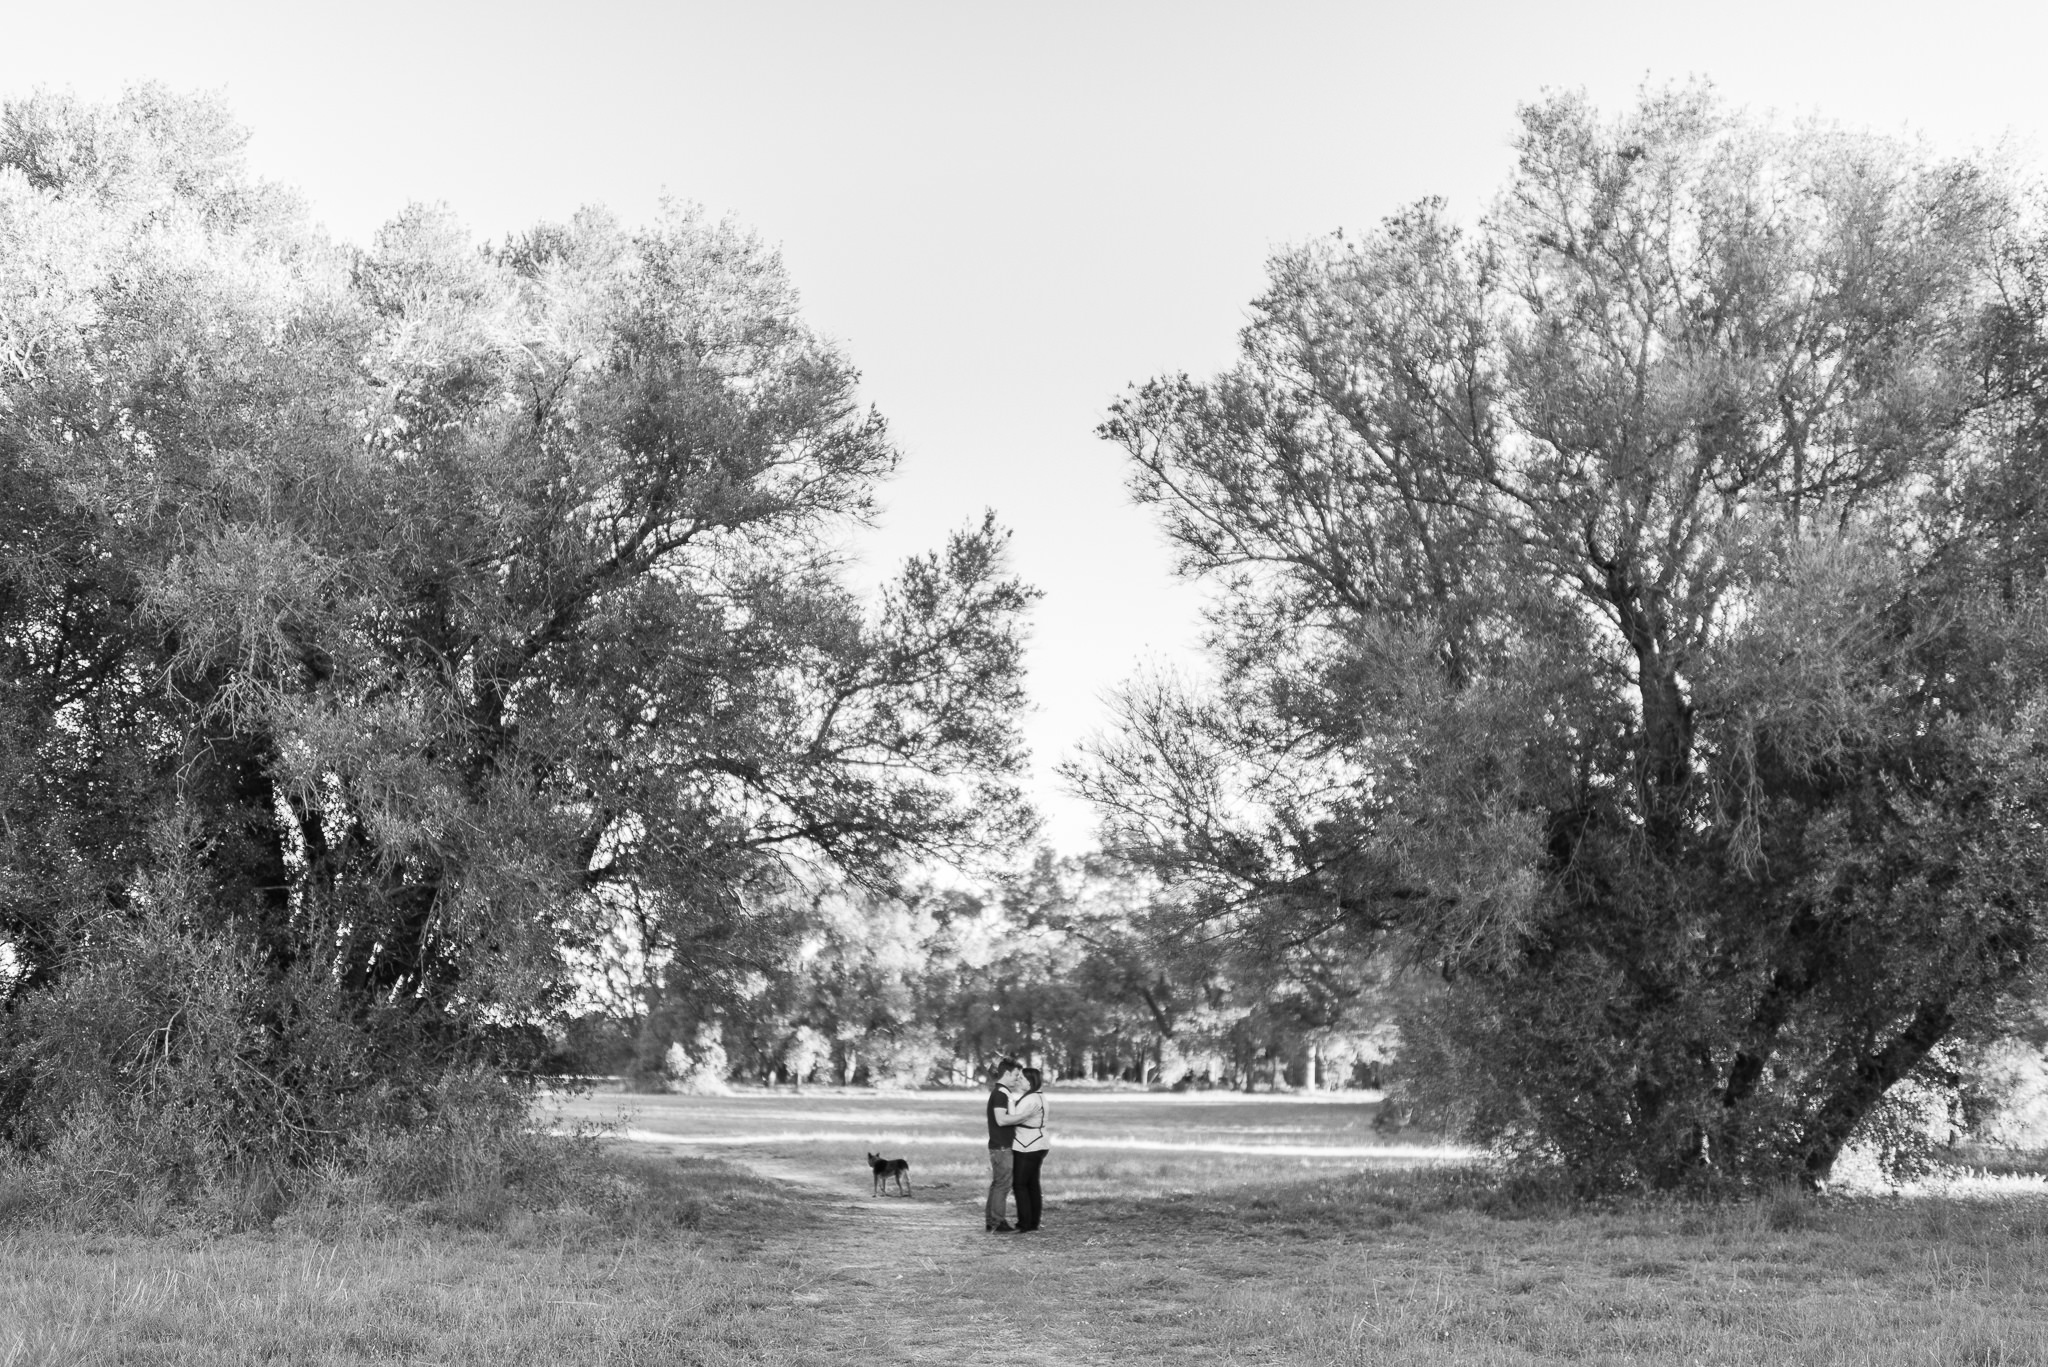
[549,1084,1462,1202]
[5,1086,2048,1364]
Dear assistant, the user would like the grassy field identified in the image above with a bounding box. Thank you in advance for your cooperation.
[0,1149,822,1366]
[5,1086,2048,1364]
[554,1085,1459,1202]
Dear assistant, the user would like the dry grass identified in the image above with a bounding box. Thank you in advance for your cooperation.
[8,1089,2048,1364]
[1036,1171,2048,1364]
[725,1161,2048,1365]
[0,1152,821,1366]
[0,1227,809,1366]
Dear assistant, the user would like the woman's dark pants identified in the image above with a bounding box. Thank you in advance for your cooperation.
[1013,1149,1046,1230]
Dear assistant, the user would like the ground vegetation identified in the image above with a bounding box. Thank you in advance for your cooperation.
[10,1089,2048,1365]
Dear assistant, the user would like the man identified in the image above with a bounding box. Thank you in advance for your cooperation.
[985,1057,1024,1232]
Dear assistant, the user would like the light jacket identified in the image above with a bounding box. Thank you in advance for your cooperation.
[1009,1090,1049,1153]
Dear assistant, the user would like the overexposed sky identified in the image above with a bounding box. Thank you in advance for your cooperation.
[4,0,2044,851]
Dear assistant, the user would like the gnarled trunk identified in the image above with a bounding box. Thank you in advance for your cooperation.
[1799,999,1955,1184]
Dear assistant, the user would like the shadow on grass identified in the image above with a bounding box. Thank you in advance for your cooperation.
[264,1147,820,1249]
[1060,1163,1536,1241]
[1059,1154,2048,1256]
[571,1149,818,1243]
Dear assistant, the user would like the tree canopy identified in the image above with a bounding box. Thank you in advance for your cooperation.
[0,87,1035,1181]
[1077,85,2048,1187]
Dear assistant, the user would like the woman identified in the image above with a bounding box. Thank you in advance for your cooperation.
[1007,1066,1050,1232]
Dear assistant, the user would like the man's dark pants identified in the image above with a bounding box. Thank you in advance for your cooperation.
[986,1146,1014,1229]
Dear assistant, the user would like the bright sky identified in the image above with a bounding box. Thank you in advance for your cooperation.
[5,0,2045,852]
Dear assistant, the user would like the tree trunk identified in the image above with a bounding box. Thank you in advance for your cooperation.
[630,997,672,1088]
[1635,654,1693,853]
[1603,567,1693,856]
[1799,999,1955,1184]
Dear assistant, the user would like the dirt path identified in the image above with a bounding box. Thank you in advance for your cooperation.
[701,1147,1119,1367]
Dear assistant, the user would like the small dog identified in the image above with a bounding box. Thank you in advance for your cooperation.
[866,1151,912,1197]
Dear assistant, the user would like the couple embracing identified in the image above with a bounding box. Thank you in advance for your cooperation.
[984,1057,1050,1233]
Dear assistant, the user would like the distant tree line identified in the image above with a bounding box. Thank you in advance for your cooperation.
[560,853,1406,1093]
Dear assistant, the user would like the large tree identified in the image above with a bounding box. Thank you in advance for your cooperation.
[0,88,1034,1174]
[1076,85,2048,1187]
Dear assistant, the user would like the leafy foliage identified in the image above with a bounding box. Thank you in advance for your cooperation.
[1076,84,2048,1187]
[0,87,1035,1187]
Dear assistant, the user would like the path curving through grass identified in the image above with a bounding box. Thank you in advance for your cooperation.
[553,1085,1465,1363]
[558,1086,2048,1366]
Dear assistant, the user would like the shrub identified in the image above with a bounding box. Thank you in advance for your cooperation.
[0,892,580,1229]
[663,1026,733,1095]
[861,1025,950,1089]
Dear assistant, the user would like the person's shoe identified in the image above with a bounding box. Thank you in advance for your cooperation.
[989,1222,1015,1233]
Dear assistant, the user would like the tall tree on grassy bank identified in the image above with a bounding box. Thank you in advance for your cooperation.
[1075,85,2048,1188]
[0,87,1035,1190]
